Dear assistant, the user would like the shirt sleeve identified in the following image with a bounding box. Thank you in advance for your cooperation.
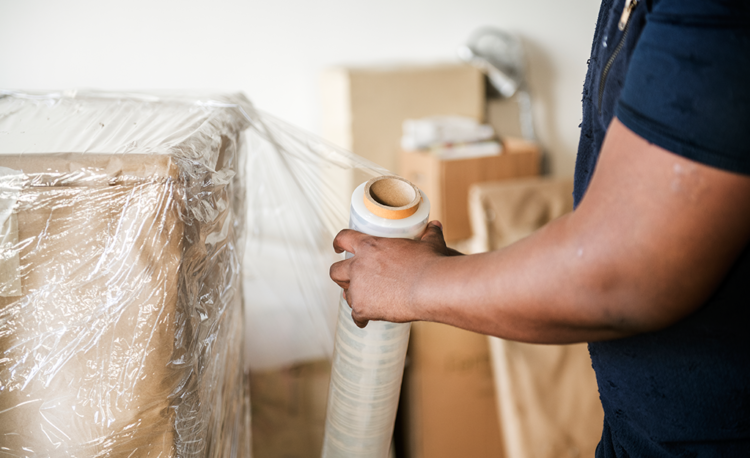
[616,0,750,175]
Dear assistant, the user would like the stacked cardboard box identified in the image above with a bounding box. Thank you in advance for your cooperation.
[321,63,485,197]
[400,137,540,241]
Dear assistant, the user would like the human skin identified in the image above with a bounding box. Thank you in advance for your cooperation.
[329,118,750,343]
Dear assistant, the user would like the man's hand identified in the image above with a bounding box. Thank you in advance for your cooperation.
[329,221,461,328]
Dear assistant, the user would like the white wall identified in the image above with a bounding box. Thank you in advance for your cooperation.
[0,0,599,176]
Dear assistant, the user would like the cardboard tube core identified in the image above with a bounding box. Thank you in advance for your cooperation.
[363,176,421,220]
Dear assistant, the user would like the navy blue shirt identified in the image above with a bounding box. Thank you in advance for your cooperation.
[574,0,750,456]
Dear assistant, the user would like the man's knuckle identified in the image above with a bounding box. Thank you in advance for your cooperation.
[330,263,343,279]
[362,237,379,250]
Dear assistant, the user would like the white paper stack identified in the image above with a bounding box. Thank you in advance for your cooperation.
[401,116,502,160]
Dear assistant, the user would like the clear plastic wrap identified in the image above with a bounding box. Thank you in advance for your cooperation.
[241,112,388,371]
[0,90,394,456]
[0,91,251,456]
[323,178,429,457]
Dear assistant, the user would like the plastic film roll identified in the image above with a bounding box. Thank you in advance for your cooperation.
[322,176,430,458]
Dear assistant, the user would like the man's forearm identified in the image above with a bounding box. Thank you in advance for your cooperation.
[411,214,638,343]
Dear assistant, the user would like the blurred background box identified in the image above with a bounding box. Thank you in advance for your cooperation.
[399,321,505,458]
[321,63,484,196]
[400,137,541,241]
[250,360,331,458]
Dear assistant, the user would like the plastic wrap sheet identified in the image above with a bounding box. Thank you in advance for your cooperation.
[244,123,427,455]
[0,91,251,456]
[0,89,392,456]
[242,112,388,371]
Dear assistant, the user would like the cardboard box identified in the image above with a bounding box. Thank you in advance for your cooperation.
[0,92,250,455]
[0,154,181,455]
[400,322,505,458]
[250,360,331,458]
[399,138,541,241]
[486,96,525,140]
[321,63,485,196]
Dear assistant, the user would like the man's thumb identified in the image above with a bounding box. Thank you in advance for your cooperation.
[420,221,446,246]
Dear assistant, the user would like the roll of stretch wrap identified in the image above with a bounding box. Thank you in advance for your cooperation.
[322,176,430,458]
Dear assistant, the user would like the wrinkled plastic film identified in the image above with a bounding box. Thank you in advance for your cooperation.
[322,181,430,458]
[0,89,397,455]
[0,91,250,457]
[242,111,389,370]
[0,167,23,297]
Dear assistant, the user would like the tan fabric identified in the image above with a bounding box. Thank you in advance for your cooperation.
[468,177,604,458]
[489,339,603,458]
[467,177,575,253]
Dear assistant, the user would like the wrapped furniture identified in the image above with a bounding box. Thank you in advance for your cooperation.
[0,91,250,456]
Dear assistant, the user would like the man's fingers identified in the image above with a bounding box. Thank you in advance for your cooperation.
[329,259,351,289]
[353,317,369,328]
[333,229,368,254]
[335,259,371,329]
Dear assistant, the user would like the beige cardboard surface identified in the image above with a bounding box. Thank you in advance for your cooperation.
[490,340,602,458]
[0,166,22,297]
[322,63,484,172]
[400,138,540,241]
[486,96,525,140]
[250,360,331,458]
[402,321,505,458]
[0,154,181,456]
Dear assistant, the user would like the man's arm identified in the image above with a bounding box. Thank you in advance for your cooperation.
[330,118,750,343]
